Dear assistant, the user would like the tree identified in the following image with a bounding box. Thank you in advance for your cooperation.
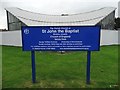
[114,18,120,30]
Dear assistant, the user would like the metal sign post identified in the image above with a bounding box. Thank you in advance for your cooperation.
[31,51,36,83]
[86,51,91,84]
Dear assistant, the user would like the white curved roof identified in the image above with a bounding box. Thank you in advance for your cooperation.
[5,7,116,26]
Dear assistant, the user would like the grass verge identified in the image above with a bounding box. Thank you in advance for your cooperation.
[2,45,119,88]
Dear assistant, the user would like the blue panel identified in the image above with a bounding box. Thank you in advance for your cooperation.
[21,26,101,51]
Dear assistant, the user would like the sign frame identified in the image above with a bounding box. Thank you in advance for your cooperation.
[21,26,101,51]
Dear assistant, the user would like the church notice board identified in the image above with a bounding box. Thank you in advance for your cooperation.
[21,26,100,51]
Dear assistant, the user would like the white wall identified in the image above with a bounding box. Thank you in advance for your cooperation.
[0,30,119,47]
[100,30,119,45]
[0,30,22,46]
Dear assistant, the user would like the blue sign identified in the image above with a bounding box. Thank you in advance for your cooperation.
[21,26,100,51]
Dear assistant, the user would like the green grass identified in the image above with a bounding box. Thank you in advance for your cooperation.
[2,45,119,88]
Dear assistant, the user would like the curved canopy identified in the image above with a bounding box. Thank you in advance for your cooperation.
[5,7,116,26]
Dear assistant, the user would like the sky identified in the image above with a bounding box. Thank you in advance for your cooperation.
[0,0,120,29]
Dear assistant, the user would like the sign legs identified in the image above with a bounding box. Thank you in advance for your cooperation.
[31,51,36,83]
[30,51,91,84]
[86,51,91,84]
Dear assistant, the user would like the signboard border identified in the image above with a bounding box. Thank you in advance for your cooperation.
[21,25,101,51]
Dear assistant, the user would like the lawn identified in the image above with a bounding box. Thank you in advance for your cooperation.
[2,45,119,88]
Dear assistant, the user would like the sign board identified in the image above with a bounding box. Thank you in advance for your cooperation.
[21,26,101,84]
[21,26,100,51]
